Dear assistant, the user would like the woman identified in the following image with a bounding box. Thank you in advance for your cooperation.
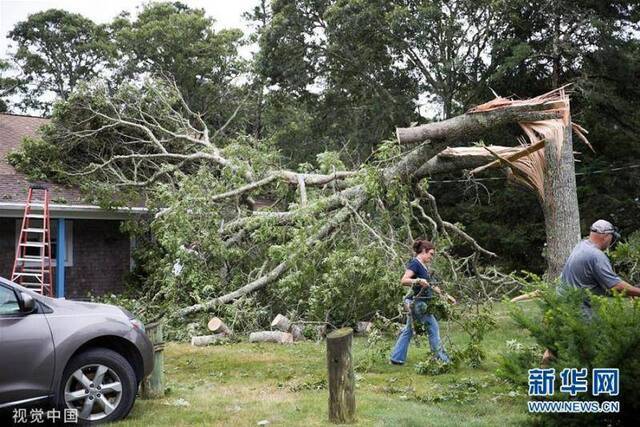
[390,239,453,365]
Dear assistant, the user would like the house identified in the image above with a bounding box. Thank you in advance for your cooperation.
[0,113,146,299]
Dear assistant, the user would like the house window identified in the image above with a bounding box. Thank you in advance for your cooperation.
[15,219,73,267]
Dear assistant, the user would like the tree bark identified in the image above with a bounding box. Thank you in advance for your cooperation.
[327,328,355,424]
[542,114,580,279]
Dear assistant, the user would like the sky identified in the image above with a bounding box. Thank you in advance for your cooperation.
[0,0,260,59]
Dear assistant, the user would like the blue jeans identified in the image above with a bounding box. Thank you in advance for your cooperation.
[390,299,449,364]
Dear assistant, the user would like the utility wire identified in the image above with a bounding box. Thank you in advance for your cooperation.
[429,163,640,184]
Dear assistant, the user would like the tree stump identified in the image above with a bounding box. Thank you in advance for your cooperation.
[207,317,232,335]
[141,322,165,398]
[270,314,291,332]
[326,327,355,424]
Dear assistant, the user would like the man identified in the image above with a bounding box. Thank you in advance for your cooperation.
[539,220,640,366]
[560,219,640,303]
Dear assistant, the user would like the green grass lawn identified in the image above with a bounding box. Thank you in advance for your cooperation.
[118,302,540,426]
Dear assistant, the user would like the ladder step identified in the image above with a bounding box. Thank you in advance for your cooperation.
[13,272,44,277]
[20,267,48,273]
[16,257,50,263]
[20,242,45,248]
[24,228,46,233]
[26,214,45,219]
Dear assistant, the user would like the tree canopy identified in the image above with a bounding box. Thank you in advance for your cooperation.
[7,8,114,112]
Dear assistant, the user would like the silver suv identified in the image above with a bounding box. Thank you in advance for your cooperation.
[0,278,153,423]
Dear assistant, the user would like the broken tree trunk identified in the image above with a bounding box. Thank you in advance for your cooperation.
[208,317,233,335]
[249,331,294,344]
[446,88,583,279]
[327,328,356,424]
[541,112,581,279]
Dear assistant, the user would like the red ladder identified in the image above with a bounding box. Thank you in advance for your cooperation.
[11,185,54,296]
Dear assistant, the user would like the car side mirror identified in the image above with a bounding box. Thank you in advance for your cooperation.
[19,292,36,314]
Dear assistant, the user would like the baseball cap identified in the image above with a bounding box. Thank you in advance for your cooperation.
[590,219,621,240]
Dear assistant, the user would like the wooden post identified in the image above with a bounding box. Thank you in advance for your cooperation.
[141,321,165,399]
[326,327,355,424]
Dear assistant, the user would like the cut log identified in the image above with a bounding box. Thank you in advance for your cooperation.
[270,314,291,332]
[249,331,294,344]
[207,317,232,335]
[355,321,373,336]
[327,328,355,424]
[190,334,225,346]
[291,324,304,341]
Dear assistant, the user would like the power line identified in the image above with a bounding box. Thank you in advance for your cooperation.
[429,163,640,184]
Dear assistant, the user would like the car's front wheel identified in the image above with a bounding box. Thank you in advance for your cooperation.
[57,348,138,424]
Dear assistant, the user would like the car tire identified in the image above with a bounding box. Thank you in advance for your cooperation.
[56,348,138,424]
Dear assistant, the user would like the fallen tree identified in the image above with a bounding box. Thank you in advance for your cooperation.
[28,78,587,323]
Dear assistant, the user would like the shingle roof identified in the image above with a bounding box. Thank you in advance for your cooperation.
[0,113,85,204]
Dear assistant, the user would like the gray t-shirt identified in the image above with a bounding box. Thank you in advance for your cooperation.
[559,239,621,295]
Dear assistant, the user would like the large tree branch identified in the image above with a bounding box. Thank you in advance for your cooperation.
[396,103,564,145]
[178,194,367,316]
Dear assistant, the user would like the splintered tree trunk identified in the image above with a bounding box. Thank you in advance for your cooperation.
[542,117,581,279]
[327,328,355,424]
